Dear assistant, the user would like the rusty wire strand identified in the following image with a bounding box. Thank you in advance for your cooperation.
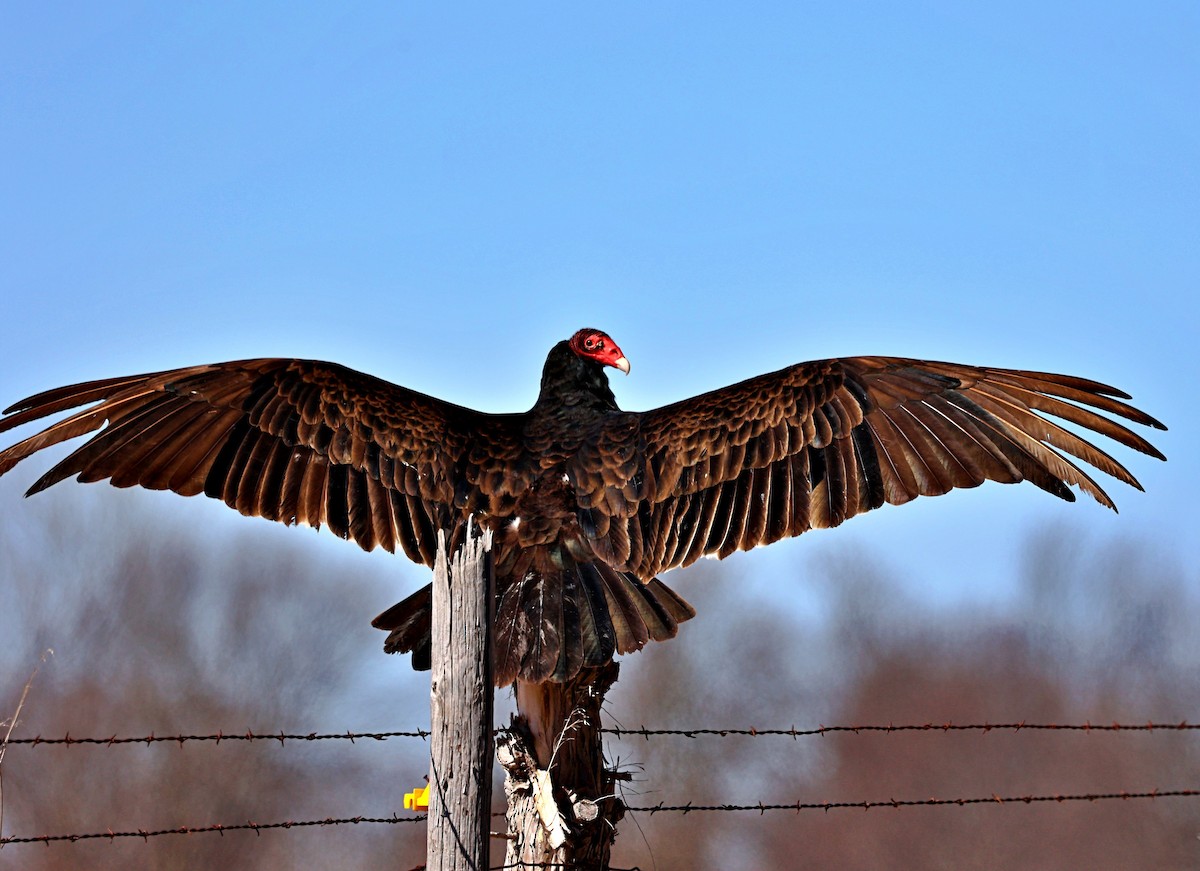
[0,814,424,845]
[604,721,1200,739]
[6,728,431,747]
[626,788,1200,814]
[1,789,1195,846]
[6,721,1197,748]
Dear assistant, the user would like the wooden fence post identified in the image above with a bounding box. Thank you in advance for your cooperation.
[499,663,624,870]
[428,526,494,871]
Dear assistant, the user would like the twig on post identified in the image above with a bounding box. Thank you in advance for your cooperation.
[428,525,494,871]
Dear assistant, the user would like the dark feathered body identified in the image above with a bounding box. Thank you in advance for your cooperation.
[373,342,694,683]
[0,331,1166,685]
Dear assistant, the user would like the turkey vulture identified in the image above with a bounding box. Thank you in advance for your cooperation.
[0,329,1165,685]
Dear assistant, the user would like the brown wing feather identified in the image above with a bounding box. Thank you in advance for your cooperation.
[0,358,520,566]
[572,356,1164,579]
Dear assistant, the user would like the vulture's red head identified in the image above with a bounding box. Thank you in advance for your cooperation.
[569,328,630,375]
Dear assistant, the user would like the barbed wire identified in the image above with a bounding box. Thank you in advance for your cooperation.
[625,788,1200,814]
[0,814,424,845]
[604,721,1200,739]
[6,720,1197,748]
[2,788,1195,847]
[5,729,431,747]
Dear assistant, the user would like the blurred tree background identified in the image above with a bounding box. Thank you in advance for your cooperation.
[1,489,1197,870]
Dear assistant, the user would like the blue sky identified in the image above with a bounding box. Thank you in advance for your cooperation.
[2,3,1196,621]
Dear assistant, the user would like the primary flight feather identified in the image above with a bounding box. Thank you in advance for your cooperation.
[0,329,1165,685]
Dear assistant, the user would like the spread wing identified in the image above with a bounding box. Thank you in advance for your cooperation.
[0,358,527,566]
[570,357,1166,578]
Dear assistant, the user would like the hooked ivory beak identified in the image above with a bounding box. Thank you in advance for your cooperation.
[613,356,630,375]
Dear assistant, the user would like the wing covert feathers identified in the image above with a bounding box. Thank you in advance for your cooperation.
[599,356,1164,578]
[0,359,503,565]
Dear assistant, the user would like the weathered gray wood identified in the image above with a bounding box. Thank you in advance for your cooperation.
[428,526,494,871]
[500,663,624,870]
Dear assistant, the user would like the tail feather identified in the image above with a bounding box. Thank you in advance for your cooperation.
[591,562,650,653]
[372,585,431,654]
[624,575,676,641]
[517,569,563,685]
[552,565,584,682]
[640,578,698,638]
[373,565,694,685]
[493,574,528,685]
[574,563,617,665]
[493,566,581,684]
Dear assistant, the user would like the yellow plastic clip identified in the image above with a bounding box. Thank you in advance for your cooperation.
[404,784,431,812]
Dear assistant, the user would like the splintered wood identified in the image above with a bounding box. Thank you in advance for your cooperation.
[500,663,625,870]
